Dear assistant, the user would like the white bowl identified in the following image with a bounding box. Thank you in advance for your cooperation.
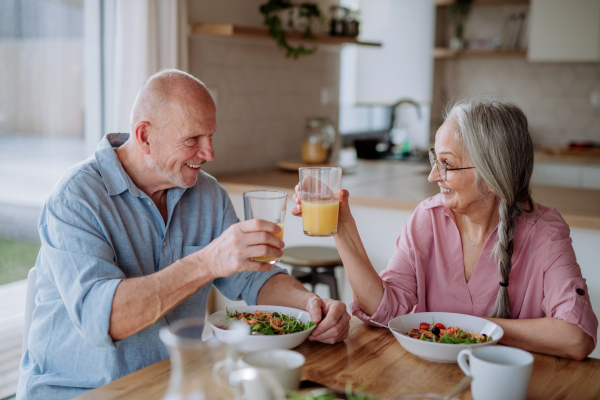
[388,312,504,363]
[207,305,317,352]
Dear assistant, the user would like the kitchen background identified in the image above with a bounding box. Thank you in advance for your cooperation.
[0,0,600,397]
[432,3,600,147]
[189,0,342,175]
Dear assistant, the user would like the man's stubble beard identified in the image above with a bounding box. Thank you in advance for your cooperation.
[147,152,198,189]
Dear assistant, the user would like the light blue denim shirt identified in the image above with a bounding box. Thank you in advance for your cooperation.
[17,133,286,399]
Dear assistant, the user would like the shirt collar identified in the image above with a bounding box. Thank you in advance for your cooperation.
[425,193,537,225]
[94,133,146,198]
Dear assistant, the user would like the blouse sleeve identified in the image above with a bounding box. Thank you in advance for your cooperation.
[541,223,598,347]
[350,220,419,326]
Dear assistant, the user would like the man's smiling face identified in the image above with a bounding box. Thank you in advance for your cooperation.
[147,96,217,189]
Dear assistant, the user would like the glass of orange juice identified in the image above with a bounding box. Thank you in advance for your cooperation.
[299,167,342,237]
[243,190,287,264]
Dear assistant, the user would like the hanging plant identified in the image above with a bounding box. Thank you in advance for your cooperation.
[448,0,473,41]
[259,0,323,59]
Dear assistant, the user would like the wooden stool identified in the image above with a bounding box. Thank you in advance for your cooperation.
[280,246,342,300]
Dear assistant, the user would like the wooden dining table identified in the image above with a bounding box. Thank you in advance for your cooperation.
[75,317,600,400]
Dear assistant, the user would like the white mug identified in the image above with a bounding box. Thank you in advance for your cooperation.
[240,349,305,397]
[457,346,533,400]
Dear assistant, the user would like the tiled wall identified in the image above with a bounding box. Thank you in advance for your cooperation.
[440,59,600,146]
[189,37,340,175]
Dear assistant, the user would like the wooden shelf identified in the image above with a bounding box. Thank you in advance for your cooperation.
[190,24,381,47]
[434,47,527,58]
[436,0,529,5]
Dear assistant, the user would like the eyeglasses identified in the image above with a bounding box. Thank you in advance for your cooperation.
[428,148,475,181]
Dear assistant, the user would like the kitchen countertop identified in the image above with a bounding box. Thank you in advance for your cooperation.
[215,159,600,230]
[534,150,600,165]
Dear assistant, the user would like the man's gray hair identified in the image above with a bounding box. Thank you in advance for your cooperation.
[446,97,535,319]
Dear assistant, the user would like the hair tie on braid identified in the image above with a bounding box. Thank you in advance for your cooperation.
[499,281,509,287]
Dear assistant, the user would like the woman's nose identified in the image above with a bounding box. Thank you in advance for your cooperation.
[427,164,441,183]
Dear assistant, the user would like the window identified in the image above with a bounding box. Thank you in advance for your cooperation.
[0,1,87,396]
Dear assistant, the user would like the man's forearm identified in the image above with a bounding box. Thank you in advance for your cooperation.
[109,255,213,340]
[257,273,317,309]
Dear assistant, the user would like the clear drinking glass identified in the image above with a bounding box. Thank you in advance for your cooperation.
[243,190,288,264]
[299,167,342,237]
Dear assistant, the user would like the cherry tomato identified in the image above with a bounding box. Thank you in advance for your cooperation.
[434,323,446,330]
[419,322,430,331]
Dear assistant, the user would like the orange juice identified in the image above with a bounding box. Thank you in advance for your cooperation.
[301,199,339,236]
[252,224,284,263]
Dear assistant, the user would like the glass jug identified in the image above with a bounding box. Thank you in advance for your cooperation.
[301,117,336,164]
[159,318,286,400]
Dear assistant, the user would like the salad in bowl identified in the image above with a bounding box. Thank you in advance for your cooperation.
[208,305,317,352]
[387,312,504,363]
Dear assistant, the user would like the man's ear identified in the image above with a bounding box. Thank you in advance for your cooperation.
[133,121,152,155]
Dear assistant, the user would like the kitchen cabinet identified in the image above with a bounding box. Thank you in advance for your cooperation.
[528,0,600,62]
[531,161,600,189]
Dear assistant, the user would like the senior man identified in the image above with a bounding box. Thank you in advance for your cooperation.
[18,69,351,399]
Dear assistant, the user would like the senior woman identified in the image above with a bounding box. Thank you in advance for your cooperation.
[292,99,597,360]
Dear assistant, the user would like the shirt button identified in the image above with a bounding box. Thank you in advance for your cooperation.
[162,241,166,247]
[148,201,152,206]
[576,288,585,296]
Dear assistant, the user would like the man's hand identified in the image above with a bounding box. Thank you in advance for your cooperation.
[197,219,284,279]
[305,296,351,344]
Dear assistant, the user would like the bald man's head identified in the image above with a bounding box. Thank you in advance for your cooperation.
[130,69,215,136]
[125,69,217,189]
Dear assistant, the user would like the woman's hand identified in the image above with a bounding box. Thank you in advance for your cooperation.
[291,183,352,226]
[291,183,303,216]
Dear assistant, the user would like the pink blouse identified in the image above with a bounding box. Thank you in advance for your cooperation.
[350,194,598,346]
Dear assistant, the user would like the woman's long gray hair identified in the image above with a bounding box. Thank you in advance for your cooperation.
[447,97,535,319]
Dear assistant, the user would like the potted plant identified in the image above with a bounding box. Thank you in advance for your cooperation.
[259,0,324,59]
[448,0,473,51]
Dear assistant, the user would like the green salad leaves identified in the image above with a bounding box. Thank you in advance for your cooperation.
[418,330,492,344]
[411,317,492,344]
[225,308,317,335]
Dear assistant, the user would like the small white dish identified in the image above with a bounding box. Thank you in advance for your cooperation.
[240,349,305,391]
[387,312,504,363]
[207,305,317,352]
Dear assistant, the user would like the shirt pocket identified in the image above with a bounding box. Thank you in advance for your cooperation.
[182,245,207,258]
